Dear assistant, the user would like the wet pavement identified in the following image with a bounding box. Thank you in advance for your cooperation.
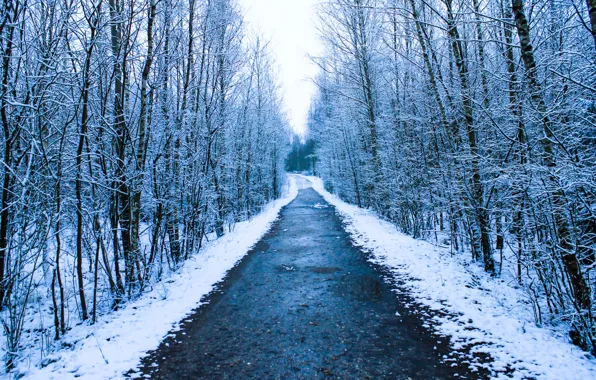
[131,188,487,379]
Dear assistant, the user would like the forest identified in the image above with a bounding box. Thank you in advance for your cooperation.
[0,0,288,368]
[308,0,596,353]
[1,0,596,375]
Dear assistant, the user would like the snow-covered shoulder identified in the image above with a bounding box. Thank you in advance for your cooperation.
[305,175,596,379]
[12,176,300,380]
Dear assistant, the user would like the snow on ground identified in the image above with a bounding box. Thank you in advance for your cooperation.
[10,174,596,379]
[304,175,596,380]
[9,176,301,380]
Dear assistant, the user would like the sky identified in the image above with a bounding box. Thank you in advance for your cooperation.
[239,0,322,135]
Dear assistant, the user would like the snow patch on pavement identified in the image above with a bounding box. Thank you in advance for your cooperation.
[11,176,300,380]
[305,175,596,379]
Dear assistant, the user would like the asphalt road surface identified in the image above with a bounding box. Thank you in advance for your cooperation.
[131,187,488,379]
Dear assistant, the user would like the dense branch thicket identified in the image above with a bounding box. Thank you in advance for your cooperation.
[0,0,288,368]
[310,0,596,351]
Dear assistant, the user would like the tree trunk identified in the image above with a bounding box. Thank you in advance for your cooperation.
[0,3,18,310]
[587,0,596,47]
[74,2,101,321]
[444,0,495,274]
[512,0,591,311]
[131,0,157,288]
[472,0,490,107]
[354,0,383,207]
[108,0,135,296]
[501,1,528,283]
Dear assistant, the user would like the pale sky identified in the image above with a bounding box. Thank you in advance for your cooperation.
[239,0,322,135]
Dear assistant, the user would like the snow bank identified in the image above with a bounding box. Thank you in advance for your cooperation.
[11,176,300,380]
[306,175,596,379]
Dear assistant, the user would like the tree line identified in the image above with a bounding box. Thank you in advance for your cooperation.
[285,138,317,174]
[309,0,596,352]
[0,0,288,368]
